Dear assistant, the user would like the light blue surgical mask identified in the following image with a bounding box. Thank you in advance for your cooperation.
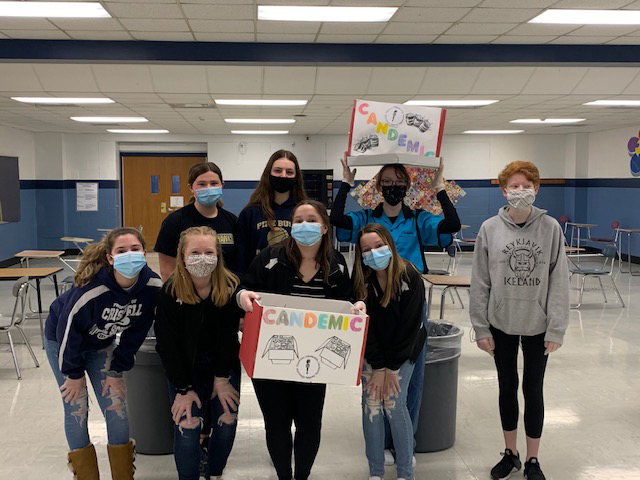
[195,186,222,207]
[362,245,392,271]
[113,252,146,279]
[291,222,323,247]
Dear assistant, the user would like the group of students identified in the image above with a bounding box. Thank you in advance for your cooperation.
[43,150,569,480]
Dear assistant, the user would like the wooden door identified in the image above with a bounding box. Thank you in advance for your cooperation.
[122,156,205,249]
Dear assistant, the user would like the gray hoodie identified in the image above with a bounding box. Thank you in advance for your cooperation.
[470,205,570,344]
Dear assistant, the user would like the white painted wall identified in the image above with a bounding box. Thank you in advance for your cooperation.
[587,126,639,178]
[0,125,35,179]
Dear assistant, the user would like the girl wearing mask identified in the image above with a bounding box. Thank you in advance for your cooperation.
[238,200,355,480]
[237,149,307,272]
[155,162,242,279]
[470,161,569,480]
[352,224,426,480]
[330,155,461,464]
[44,227,162,479]
[155,226,255,480]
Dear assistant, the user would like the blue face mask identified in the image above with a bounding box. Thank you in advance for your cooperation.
[291,222,323,247]
[112,252,146,279]
[195,186,222,207]
[362,245,392,271]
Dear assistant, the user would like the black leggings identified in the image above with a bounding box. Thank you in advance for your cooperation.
[491,325,548,439]
[252,379,326,480]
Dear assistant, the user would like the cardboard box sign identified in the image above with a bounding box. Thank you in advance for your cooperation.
[347,99,446,168]
[240,293,369,386]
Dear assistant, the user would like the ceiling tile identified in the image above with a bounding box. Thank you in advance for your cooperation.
[49,18,125,31]
[472,67,536,94]
[68,31,133,40]
[194,32,255,41]
[506,24,581,36]
[256,33,317,42]
[0,18,58,29]
[330,0,404,5]
[120,19,189,32]
[521,67,589,94]
[367,67,426,95]
[264,67,316,94]
[92,65,154,93]
[206,66,262,94]
[182,4,255,20]
[434,35,499,43]
[568,25,640,36]
[382,22,449,35]
[623,0,640,7]
[491,35,557,44]
[606,37,640,44]
[549,36,615,44]
[460,7,543,23]
[316,34,377,43]
[315,67,372,95]
[572,68,640,94]
[130,31,194,41]
[552,0,633,6]
[33,64,99,92]
[376,34,438,43]
[480,0,557,6]
[418,67,482,94]
[149,66,208,93]
[446,23,518,35]
[6,30,70,39]
[104,2,183,18]
[189,20,254,33]
[405,0,482,5]
[320,22,386,35]
[0,65,42,90]
[391,7,471,22]
[256,20,320,34]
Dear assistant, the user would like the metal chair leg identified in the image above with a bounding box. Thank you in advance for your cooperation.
[572,275,587,309]
[455,287,465,309]
[597,277,607,303]
[16,325,40,368]
[611,278,626,308]
[448,289,456,305]
[6,331,21,380]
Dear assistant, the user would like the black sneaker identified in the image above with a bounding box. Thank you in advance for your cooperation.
[490,448,522,479]
[524,457,546,480]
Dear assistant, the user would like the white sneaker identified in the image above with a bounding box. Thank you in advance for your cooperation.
[412,455,416,467]
[384,449,395,466]
[369,477,382,480]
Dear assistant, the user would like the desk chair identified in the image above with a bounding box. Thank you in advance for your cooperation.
[570,244,625,309]
[0,277,40,379]
[426,244,465,309]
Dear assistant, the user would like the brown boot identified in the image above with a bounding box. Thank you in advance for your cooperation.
[107,439,136,479]
[67,444,100,480]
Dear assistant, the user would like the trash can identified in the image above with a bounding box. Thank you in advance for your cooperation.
[415,322,463,453]
[122,335,174,455]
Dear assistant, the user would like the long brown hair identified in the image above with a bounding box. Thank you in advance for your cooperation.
[284,200,333,284]
[247,150,306,230]
[74,227,146,287]
[352,223,409,308]
[188,161,224,207]
[166,226,239,307]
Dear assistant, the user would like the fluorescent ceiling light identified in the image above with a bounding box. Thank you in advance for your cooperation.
[404,100,499,107]
[71,116,148,123]
[231,130,289,135]
[583,100,640,106]
[215,99,308,106]
[107,129,169,134]
[529,9,640,25]
[258,6,397,22]
[12,97,114,105]
[510,118,585,124]
[464,130,524,134]
[0,1,110,18]
[225,118,296,124]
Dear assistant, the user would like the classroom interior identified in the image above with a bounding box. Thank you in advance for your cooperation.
[1,1,640,479]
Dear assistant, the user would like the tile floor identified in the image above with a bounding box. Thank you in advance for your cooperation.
[0,252,639,480]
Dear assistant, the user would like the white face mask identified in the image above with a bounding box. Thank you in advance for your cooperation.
[506,189,535,210]
[185,254,218,278]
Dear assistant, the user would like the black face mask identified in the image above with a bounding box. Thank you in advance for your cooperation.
[269,175,297,194]
[381,185,407,207]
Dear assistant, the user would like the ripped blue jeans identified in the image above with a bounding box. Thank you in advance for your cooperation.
[168,352,240,480]
[362,360,415,480]
[45,338,130,451]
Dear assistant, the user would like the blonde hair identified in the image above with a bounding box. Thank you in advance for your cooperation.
[352,224,409,308]
[74,227,146,287]
[166,226,239,307]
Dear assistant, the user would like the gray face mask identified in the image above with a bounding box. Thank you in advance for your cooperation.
[506,189,535,210]
[185,254,218,278]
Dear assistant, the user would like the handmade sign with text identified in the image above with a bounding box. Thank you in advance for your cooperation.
[240,293,369,385]
[347,99,446,168]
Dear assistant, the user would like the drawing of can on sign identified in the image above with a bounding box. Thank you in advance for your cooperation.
[240,293,369,385]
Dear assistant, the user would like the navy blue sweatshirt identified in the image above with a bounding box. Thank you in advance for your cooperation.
[237,197,296,273]
[45,265,162,379]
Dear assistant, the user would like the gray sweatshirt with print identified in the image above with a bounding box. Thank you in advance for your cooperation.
[470,205,570,344]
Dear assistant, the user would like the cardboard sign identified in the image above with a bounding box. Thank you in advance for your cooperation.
[240,293,369,386]
[347,99,446,166]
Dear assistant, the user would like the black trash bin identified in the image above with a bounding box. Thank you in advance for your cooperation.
[415,322,463,453]
[123,335,174,455]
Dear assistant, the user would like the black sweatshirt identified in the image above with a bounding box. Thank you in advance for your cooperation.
[155,284,243,394]
[330,182,461,234]
[362,262,426,371]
